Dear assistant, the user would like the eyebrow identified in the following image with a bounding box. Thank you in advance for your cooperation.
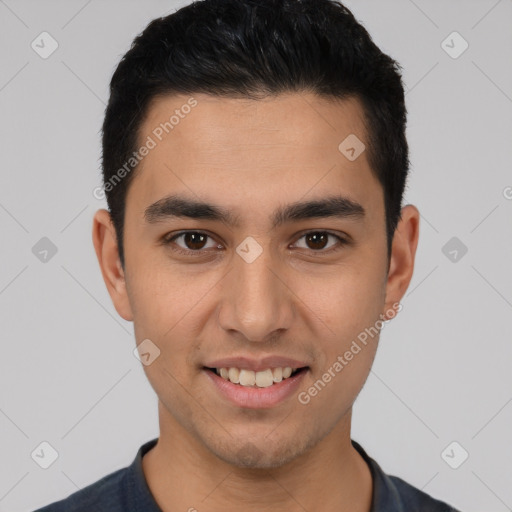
[144,194,366,229]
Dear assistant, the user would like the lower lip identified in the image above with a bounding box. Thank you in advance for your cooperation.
[203,368,308,409]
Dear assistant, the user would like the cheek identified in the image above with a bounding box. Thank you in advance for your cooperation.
[304,263,386,340]
[297,262,384,396]
[128,264,218,373]
[300,320,380,416]
[128,259,205,330]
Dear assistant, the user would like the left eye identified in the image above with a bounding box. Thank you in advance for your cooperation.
[164,231,347,254]
[293,231,344,251]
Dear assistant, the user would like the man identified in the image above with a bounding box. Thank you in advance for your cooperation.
[34,0,461,510]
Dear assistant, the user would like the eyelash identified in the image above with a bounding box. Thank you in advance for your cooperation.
[162,230,349,257]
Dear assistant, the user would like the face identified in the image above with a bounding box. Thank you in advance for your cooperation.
[94,92,417,469]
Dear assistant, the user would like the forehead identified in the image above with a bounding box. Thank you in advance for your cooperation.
[141,92,367,157]
[126,92,383,227]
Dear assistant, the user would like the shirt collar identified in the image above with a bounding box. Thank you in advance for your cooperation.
[352,439,405,512]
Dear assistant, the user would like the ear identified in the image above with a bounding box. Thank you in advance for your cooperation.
[382,204,420,319]
[92,209,134,322]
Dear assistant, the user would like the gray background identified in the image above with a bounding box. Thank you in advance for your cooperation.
[0,1,511,511]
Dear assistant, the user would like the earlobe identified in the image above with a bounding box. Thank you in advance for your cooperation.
[382,204,420,318]
[92,209,134,322]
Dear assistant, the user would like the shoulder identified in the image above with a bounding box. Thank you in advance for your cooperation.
[32,438,160,512]
[352,440,461,512]
[386,473,460,511]
[32,466,129,512]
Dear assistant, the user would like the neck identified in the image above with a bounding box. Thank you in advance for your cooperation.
[142,402,373,512]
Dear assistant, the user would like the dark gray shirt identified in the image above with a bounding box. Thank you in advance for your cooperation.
[33,438,461,511]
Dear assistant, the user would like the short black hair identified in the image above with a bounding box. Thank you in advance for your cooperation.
[101,0,409,269]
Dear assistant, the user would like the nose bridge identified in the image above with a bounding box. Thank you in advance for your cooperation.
[220,245,292,341]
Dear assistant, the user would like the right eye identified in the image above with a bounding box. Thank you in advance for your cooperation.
[163,231,224,255]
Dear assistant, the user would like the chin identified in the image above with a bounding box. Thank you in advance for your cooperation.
[207,433,315,470]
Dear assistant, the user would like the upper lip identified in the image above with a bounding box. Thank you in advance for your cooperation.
[204,356,310,372]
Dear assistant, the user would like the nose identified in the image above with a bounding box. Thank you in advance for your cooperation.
[217,246,294,343]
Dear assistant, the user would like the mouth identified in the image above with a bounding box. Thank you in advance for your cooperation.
[202,365,310,409]
[203,366,308,388]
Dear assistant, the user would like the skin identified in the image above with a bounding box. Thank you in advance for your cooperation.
[92,92,419,512]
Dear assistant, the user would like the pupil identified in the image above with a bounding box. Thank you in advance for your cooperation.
[307,232,328,250]
[185,233,206,250]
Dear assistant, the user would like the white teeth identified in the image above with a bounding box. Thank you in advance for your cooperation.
[239,369,256,386]
[214,366,301,387]
[255,369,274,387]
[228,367,240,384]
[282,367,292,379]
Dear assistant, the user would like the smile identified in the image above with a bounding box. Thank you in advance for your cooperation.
[203,366,309,409]
[209,366,303,387]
